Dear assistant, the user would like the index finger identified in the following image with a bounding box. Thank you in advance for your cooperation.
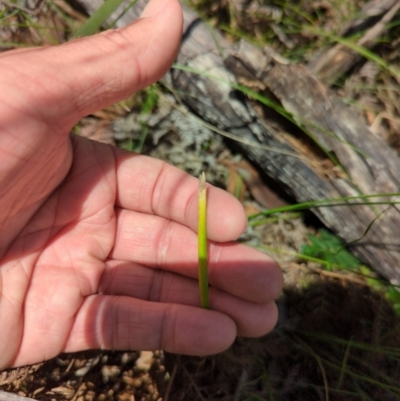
[113,147,247,242]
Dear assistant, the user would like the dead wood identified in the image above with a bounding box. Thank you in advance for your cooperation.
[76,0,400,284]
[308,0,400,83]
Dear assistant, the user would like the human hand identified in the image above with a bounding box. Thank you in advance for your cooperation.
[0,0,283,370]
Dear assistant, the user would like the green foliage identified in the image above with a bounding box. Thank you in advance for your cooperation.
[120,85,159,153]
[385,286,400,315]
[301,229,361,271]
[301,230,400,314]
[140,84,158,115]
[135,85,158,153]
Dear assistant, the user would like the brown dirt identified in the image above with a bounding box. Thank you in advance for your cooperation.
[0,350,166,401]
[2,279,399,400]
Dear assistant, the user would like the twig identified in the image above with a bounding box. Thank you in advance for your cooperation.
[285,262,368,286]
[163,359,178,401]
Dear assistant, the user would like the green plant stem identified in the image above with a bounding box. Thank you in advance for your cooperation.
[248,192,400,219]
[198,172,210,309]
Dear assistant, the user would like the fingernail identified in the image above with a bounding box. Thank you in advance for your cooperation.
[141,0,170,18]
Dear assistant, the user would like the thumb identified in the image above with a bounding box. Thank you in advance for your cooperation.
[0,0,183,130]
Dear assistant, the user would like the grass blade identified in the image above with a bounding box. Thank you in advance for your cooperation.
[72,0,125,38]
[198,172,210,309]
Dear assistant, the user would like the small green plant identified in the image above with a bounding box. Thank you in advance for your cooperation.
[140,84,159,115]
[300,229,400,314]
[301,229,360,271]
[385,286,400,315]
[135,85,158,153]
[120,85,159,153]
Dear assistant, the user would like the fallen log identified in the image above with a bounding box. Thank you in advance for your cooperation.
[308,0,400,83]
[77,0,400,284]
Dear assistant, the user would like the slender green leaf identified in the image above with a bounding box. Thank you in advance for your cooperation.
[72,0,125,38]
[198,172,210,309]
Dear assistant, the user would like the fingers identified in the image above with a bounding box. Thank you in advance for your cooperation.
[66,294,237,356]
[99,260,279,337]
[110,209,283,303]
[112,148,248,241]
[0,0,183,129]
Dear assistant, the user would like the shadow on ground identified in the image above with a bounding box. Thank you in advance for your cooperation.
[164,280,400,401]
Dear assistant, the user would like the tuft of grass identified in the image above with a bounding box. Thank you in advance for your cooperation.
[120,84,159,153]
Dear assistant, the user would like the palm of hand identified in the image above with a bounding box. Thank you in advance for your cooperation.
[1,135,116,365]
[3,133,210,366]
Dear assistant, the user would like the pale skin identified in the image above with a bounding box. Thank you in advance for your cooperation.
[0,0,283,370]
